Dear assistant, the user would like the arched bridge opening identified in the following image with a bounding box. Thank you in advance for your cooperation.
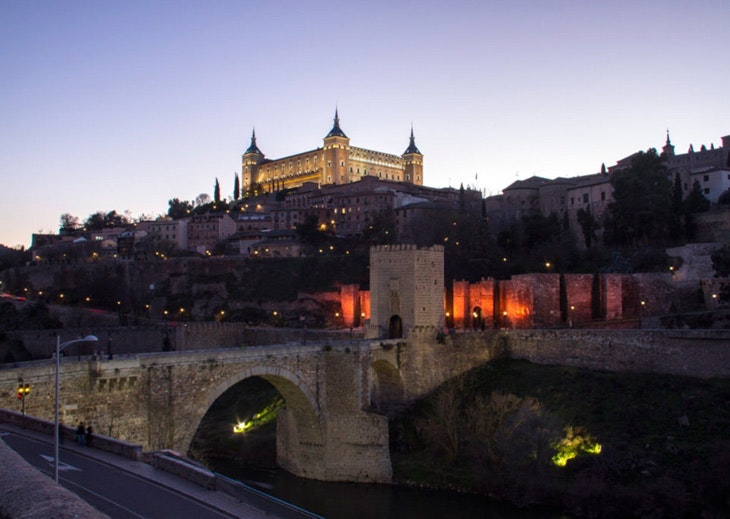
[184,366,325,480]
[370,358,405,417]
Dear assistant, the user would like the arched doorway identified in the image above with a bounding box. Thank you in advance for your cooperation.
[472,306,483,330]
[388,315,403,338]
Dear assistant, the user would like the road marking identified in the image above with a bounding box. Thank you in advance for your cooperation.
[39,454,81,472]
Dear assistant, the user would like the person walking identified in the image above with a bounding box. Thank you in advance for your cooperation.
[85,424,93,447]
[76,422,85,446]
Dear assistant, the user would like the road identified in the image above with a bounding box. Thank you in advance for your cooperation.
[1,429,238,518]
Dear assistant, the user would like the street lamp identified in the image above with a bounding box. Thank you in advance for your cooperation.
[54,334,97,484]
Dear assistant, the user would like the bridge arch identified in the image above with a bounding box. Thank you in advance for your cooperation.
[369,359,404,415]
[182,365,323,460]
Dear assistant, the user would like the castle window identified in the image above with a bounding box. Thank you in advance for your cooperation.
[704,175,709,182]
[583,194,589,203]
[704,188,710,194]
[601,191,606,201]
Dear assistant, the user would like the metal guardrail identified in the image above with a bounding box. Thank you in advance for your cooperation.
[214,472,324,519]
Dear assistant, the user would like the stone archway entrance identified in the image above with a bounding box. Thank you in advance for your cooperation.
[388,315,403,338]
[472,306,483,330]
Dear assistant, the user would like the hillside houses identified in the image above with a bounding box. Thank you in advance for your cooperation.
[27,131,730,261]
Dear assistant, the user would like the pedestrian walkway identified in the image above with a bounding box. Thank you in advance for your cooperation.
[0,422,279,519]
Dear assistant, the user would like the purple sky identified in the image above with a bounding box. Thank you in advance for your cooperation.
[1,0,728,248]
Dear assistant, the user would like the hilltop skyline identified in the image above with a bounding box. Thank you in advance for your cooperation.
[2,1,728,248]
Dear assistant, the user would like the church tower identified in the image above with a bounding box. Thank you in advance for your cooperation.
[662,130,675,158]
[241,129,265,193]
[322,109,351,184]
[402,127,424,186]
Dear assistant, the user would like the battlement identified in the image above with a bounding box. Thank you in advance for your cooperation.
[370,244,444,253]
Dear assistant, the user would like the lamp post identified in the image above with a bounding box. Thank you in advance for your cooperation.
[54,334,97,484]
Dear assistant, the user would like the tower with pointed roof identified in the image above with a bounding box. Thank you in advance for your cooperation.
[402,127,424,185]
[241,129,265,193]
[323,109,351,184]
[662,130,675,157]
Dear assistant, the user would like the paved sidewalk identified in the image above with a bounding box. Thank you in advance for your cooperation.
[0,422,278,519]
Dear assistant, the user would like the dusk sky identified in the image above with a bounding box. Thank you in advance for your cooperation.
[1,0,728,248]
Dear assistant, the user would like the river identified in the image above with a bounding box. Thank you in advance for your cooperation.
[208,460,564,519]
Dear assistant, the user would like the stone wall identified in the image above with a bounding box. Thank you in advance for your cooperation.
[441,328,730,379]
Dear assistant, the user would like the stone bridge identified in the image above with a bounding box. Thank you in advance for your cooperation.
[3,327,729,484]
[0,328,498,483]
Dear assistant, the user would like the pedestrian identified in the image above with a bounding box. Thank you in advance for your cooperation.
[85,424,93,447]
[76,422,85,446]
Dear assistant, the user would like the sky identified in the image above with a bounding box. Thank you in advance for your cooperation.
[1,0,728,248]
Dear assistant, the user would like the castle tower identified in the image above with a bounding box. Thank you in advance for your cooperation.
[322,109,351,184]
[241,129,265,193]
[367,244,444,339]
[402,126,424,186]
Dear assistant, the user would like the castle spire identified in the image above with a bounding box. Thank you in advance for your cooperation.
[662,128,675,157]
[245,128,262,155]
[325,108,347,138]
[403,125,421,155]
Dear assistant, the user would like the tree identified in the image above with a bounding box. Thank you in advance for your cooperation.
[607,148,672,246]
[718,188,730,205]
[669,173,684,241]
[59,213,80,235]
[684,180,710,214]
[84,211,106,231]
[683,180,711,242]
[195,193,211,207]
[214,178,221,204]
[576,207,599,248]
[167,198,193,219]
[83,210,129,231]
[363,208,397,245]
[711,245,730,277]
[233,173,240,201]
[103,210,130,228]
[295,213,327,251]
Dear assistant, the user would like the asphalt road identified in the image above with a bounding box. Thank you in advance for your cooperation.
[1,430,237,519]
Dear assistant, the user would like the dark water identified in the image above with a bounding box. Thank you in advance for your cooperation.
[209,460,563,519]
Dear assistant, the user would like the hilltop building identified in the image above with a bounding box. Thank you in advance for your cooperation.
[485,132,730,245]
[241,110,424,193]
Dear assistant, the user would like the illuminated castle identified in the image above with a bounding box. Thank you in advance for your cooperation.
[241,110,424,193]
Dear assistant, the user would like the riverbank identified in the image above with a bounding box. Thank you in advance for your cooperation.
[391,358,730,517]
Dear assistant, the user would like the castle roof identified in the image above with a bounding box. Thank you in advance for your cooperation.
[244,129,263,155]
[325,108,348,138]
[403,127,421,155]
